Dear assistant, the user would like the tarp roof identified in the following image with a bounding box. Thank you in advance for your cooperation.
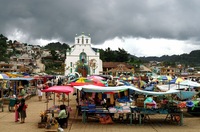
[121,86,180,96]
[156,84,188,92]
[179,80,200,87]
[74,85,180,96]
[5,77,34,81]
[74,85,128,93]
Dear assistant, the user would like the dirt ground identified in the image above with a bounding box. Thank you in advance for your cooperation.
[1,94,200,132]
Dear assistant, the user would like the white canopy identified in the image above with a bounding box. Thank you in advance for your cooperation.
[121,86,180,96]
[74,85,179,96]
[179,80,200,88]
[156,84,188,92]
[74,85,127,93]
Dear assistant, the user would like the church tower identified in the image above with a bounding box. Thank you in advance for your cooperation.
[65,33,103,77]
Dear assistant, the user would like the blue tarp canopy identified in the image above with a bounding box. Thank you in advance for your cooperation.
[5,77,34,81]
[176,91,198,100]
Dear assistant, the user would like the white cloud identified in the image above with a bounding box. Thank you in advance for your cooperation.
[7,28,60,46]
[30,39,60,46]
[7,28,199,57]
[6,28,28,43]
[93,37,199,57]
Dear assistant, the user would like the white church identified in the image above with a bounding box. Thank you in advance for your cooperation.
[64,33,103,77]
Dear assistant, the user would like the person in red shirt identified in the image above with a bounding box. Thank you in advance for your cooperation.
[17,98,28,123]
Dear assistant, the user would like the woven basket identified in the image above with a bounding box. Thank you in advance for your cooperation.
[38,122,46,128]
[180,108,187,112]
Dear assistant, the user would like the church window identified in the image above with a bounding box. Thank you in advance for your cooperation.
[70,62,73,73]
[79,52,87,63]
[86,39,88,43]
[77,38,80,43]
[82,36,84,44]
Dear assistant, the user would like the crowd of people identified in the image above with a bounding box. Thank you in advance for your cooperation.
[11,74,199,127]
[35,76,69,128]
[12,75,68,129]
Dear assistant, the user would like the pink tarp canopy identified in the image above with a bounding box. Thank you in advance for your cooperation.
[87,75,105,80]
[69,77,105,87]
[42,86,74,94]
[42,85,74,106]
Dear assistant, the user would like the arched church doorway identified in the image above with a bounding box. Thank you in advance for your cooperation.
[76,65,89,77]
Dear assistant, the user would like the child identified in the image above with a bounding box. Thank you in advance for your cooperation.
[17,98,28,123]
[14,98,20,122]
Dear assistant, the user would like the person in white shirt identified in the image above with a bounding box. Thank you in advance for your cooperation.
[37,81,43,101]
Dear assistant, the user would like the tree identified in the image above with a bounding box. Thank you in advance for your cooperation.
[50,50,58,60]
[0,34,8,61]
[115,48,129,62]
[100,47,130,62]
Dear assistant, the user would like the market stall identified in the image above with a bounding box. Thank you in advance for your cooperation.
[1,77,35,112]
[0,73,10,112]
[39,85,73,130]
[74,85,132,124]
[124,85,185,125]
[74,85,185,125]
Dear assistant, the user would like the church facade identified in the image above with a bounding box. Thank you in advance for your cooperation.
[64,33,103,77]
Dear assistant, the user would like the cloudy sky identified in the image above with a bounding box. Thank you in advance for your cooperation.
[1,0,200,57]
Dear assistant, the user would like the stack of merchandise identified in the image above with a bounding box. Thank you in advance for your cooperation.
[136,95,145,107]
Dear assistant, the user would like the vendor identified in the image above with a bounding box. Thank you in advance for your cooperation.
[18,86,25,97]
[56,105,68,128]
[94,94,101,105]
[20,88,26,97]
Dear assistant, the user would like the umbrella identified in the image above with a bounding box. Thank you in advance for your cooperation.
[5,72,23,78]
[169,77,184,84]
[0,74,9,79]
[69,77,105,86]
[186,101,194,107]
[175,77,184,84]
[22,72,30,76]
[42,86,73,106]
[87,75,105,80]
[42,86,73,93]
[158,75,172,81]
[75,77,90,83]
[122,76,136,81]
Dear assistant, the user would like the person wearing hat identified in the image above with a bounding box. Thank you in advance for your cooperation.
[44,82,50,103]
[17,98,28,123]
